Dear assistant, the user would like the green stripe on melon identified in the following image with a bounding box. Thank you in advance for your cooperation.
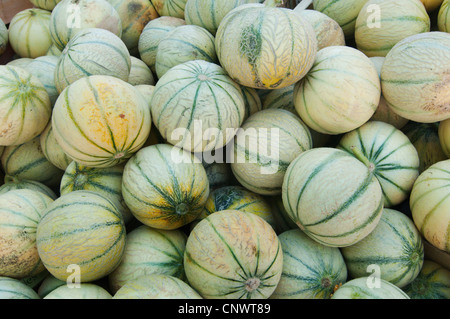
[0,277,40,299]
[0,189,54,279]
[36,190,126,282]
[331,277,410,299]
[0,65,51,146]
[0,18,8,56]
[152,0,187,18]
[271,229,347,299]
[439,118,450,158]
[108,224,187,294]
[26,56,59,106]
[341,208,424,288]
[438,0,450,32]
[282,148,384,247]
[128,56,155,86]
[39,122,73,172]
[44,283,112,299]
[184,209,283,299]
[29,0,62,11]
[0,176,57,200]
[337,121,420,207]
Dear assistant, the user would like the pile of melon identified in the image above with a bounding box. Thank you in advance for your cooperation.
[0,0,449,300]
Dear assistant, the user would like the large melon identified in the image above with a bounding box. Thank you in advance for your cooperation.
[331,277,410,299]
[271,229,347,299]
[36,190,126,282]
[138,16,187,74]
[8,8,53,58]
[402,260,450,299]
[108,225,187,293]
[122,144,209,230]
[39,122,72,171]
[215,3,317,90]
[231,108,312,196]
[0,189,54,278]
[107,0,159,55]
[410,159,450,252]
[293,46,381,135]
[184,209,283,299]
[282,148,384,247]
[26,56,59,106]
[1,136,64,188]
[52,75,151,168]
[60,161,133,224]
[150,60,245,153]
[380,32,450,123]
[54,28,131,93]
[313,0,369,37]
[0,65,51,146]
[438,0,450,32]
[294,9,345,50]
[113,274,202,299]
[439,119,450,158]
[0,277,40,299]
[341,208,424,288]
[355,0,430,57]
[0,18,8,56]
[184,0,262,35]
[155,25,217,78]
[0,176,57,200]
[44,283,112,299]
[49,0,122,51]
[337,121,420,207]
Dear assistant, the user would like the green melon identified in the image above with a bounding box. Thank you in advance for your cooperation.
[282,148,384,247]
[0,277,40,299]
[438,0,450,32]
[26,56,60,106]
[271,229,347,299]
[108,225,187,294]
[0,189,54,278]
[184,209,283,299]
[337,121,420,207]
[331,277,410,299]
[0,18,8,56]
[49,0,122,51]
[36,190,126,282]
[44,283,112,299]
[37,274,66,298]
[0,176,57,200]
[113,274,202,299]
[402,260,450,299]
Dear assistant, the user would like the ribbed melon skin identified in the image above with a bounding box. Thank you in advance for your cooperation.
[6,58,34,68]
[26,56,59,106]
[36,190,126,282]
[155,24,217,78]
[0,277,40,299]
[44,283,112,299]
[282,148,384,247]
[240,86,262,121]
[271,229,347,299]
[231,109,312,196]
[199,185,276,230]
[403,260,450,299]
[8,8,53,58]
[1,136,64,188]
[150,60,245,153]
[0,189,54,279]
[341,208,424,288]
[0,177,57,200]
[108,225,187,294]
[138,16,187,74]
[439,118,450,158]
[293,45,381,135]
[107,0,159,55]
[49,0,122,51]
[313,0,369,37]
[152,0,187,18]
[113,274,202,299]
[52,75,151,168]
[380,32,450,123]
[128,56,155,86]
[0,18,8,56]
[215,5,317,90]
[355,0,430,57]
[337,121,420,207]
[184,0,261,35]
[438,0,450,32]
[29,0,62,10]
[40,122,72,172]
[122,144,209,230]
[331,277,410,299]
[261,85,296,114]
[184,210,283,299]
[60,161,133,224]
[54,28,131,93]
[0,65,51,147]
[410,159,450,252]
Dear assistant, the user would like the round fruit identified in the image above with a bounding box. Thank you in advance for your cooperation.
[0,277,40,299]
[39,122,72,171]
[26,56,59,106]
[0,176,57,200]
[152,0,187,18]
[331,277,410,299]
[44,283,112,299]
[438,0,450,32]
[29,0,62,10]
[282,148,384,247]
[439,118,450,158]
[184,209,283,299]
[128,56,155,86]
